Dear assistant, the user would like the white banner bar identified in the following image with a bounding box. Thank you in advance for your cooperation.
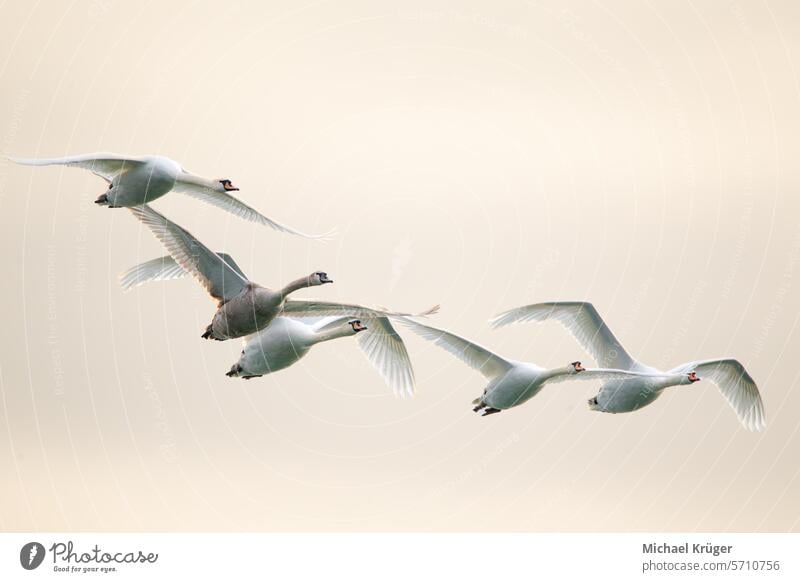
[1,533,797,581]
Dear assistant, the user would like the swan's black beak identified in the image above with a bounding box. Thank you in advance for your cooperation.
[317,272,333,284]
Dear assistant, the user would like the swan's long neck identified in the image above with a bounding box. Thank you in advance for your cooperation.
[660,373,688,389]
[313,324,355,344]
[280,276,313,299]
[176,172,217,190]
[540,365,574,383]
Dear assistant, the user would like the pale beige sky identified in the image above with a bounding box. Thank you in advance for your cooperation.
[0,0,799,532]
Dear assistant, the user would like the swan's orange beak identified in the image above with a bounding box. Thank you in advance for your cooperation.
[220,180,239,192]
[688,372,700,382]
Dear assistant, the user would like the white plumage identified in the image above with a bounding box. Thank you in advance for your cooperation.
[490,302,766,431]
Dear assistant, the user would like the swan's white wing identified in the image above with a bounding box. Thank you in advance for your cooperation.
[171,180,335,240]
[119,253,246,290]
[670,359,765,431]
[7,152,145,182]
[282,300,435,320]
[490,301,639,370]
[128,205,249,304]
[545,368,668,385]
[394,316,513,380]
[315,316,416,398]
[119,256,188,290]
[356,317,415,399]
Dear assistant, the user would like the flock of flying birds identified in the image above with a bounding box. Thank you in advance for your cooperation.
[8,152,766,431]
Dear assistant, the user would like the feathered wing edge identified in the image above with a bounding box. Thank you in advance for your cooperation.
[671,359,766,431]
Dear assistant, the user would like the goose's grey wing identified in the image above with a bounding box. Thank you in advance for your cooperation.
[170,180,335,240]
[490,301,639,370]
[670,359,765,431]
[7,152,145,182]
[394,316,513,380]
[128,204,249,304]
[119,253,246,290]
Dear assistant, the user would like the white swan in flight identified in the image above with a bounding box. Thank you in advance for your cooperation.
[490,301,765,431]
[7,152,332,239]
[127,204,420,340]
[120,256,436,398]
[227,316,416,398]
[395,316,664,415]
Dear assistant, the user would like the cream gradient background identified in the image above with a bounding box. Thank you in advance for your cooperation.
[0,0,798,531]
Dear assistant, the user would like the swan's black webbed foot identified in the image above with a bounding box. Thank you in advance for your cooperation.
[480,407,502,417]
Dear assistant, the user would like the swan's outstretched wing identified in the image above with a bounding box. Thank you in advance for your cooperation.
[394,316,513,380]
[545,368,668,385]
[7,152,145,182]
[357,317,415,399]
[171,180,335,240]
[314,316,416,398]
[119,253,246,290]
[128,205,249,304]
[490,301,639,370]
[283,300,437,320]
[119,256,188,290]
[670,359,765,431]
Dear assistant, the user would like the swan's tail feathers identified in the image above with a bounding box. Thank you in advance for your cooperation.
[3,155,32,165]
[418,304,441,317]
